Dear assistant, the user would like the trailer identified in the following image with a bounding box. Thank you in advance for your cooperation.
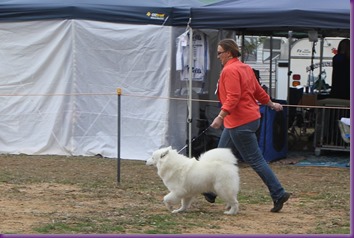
[275,37,345,100]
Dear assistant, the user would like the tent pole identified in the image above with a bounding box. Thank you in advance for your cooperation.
[286,31,293,140]
[269,35,273,98]
[188,28,193,158]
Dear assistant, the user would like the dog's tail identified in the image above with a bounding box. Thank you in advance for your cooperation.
[198,148,237,164]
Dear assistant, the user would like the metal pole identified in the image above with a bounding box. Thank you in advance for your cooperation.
[241,33,245,62]
[287,31,293,104]
[117,88,122,184]
[318,36,324,92]
[269,35,273,97]
[286,31,293,132]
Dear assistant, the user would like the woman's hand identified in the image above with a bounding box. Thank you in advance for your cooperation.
[268,101,283,111]
[211,115,224,129]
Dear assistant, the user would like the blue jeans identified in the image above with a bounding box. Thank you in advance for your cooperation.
[218,119,285,201]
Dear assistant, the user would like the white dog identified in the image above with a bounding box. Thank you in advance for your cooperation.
[146,147,240,215]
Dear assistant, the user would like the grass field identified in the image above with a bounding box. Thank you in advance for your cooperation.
[0,153,350,235]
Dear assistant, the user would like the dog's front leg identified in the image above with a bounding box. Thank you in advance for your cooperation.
[172,197,194,213]
[163,192,178,211]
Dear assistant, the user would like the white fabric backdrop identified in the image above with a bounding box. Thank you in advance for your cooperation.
[0,20,186,160]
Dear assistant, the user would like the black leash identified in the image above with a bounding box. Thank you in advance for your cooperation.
[177,126,210,154]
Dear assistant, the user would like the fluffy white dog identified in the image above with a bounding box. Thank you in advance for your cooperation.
[146,146,240,215]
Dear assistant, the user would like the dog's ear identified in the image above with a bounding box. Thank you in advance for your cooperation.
[160,148,169,159]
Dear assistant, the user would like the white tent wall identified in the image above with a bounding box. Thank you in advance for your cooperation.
[0,20,74,155]
[0,20,186,160]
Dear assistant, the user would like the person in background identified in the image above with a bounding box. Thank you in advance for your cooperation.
[330,38,350,100]
[203,39,290,212]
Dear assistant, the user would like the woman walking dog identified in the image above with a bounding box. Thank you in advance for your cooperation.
[204,38,290,213]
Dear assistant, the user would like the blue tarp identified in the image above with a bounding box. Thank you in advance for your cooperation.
[295,153,350,168]
[190,0,350,36]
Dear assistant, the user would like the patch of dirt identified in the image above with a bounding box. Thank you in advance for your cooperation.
[0,154,350,235]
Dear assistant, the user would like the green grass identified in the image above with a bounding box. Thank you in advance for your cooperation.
[314,220,351,234]
[34,221,125,234]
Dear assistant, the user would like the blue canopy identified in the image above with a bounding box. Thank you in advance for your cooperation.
[1,0,349,35]
[0,0,206,26]
[190,0,350,36]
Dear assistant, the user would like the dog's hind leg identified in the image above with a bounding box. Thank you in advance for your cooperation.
[215,182,239,215]
[224,198,239,215]
[218,190,239,215]
[172,197,194,214]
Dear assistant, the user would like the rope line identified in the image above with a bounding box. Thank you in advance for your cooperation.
[0,92,350,110]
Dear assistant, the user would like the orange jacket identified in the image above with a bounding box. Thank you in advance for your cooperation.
[217,58,270,128]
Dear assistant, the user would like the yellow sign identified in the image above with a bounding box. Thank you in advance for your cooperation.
[146,12,166,21]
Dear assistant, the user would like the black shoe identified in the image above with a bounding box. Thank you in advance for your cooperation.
[271,192,290,212]
[203,192,217,203]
